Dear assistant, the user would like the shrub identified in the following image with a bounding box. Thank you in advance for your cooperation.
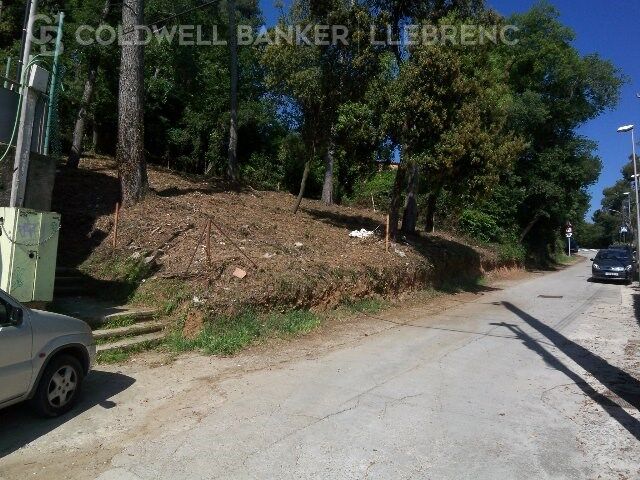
[458,209,502,243]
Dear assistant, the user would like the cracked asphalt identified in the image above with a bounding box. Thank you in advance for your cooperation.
[1,258,639,479]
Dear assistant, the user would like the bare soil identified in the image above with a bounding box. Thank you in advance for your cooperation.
[52,157,511,317]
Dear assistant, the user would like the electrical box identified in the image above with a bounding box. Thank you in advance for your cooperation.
[28,65,50,94]
[0,208,61,302]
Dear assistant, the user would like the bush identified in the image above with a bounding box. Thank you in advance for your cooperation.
[347,168,396,211]
[458,209,502,243]
[496,239,527,263]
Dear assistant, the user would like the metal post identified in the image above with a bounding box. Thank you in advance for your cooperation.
[17,0,33,83]
[43,11,64,156]
[10,0,39,208]
[3,56,10,90]
[631,128,640,272]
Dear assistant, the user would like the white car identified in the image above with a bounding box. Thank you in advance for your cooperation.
[0,290,95,417]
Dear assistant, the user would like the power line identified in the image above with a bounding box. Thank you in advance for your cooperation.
[121,0,221,36]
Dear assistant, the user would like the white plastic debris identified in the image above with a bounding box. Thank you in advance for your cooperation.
[394,248,407,258]
[294,242,304,248]
[349,229,374,239]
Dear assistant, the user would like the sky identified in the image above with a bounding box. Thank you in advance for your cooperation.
[259,0,640,221]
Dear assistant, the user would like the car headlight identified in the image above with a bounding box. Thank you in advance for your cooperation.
[593,264,600,270]
[626,265,633,271]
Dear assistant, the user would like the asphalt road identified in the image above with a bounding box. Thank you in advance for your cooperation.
[1,258,639,479]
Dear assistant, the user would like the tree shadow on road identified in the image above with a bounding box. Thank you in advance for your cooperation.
[494,302,640,441]
[0,370,135,459]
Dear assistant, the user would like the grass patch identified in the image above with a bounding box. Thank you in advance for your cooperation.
[101,315,137,330]
[131,278,189,315]
[341,298,386,314]
[164,309,321,356]
[97,349,132,364]
[554,253,577,265]
[96,340,162,364]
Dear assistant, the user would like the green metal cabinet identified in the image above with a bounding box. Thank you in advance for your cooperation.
[0,207,61,302]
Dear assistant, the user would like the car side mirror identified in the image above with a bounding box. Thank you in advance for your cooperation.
[9,307,23,326]
[590,258,594,261]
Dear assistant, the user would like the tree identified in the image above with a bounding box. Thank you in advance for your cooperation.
[493,3,623,259]
[116,0,148,206]
[68,0,112,169]
[367,0,486,237]
[227,0,239,182]
[262,0,381,212]
[385,27,524,235]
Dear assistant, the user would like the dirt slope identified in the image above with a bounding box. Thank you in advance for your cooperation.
[52,157,508,314]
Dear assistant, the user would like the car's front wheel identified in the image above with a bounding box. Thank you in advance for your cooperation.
[30,354,84,417]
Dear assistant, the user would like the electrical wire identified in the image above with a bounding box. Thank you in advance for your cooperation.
[121,0,221,36]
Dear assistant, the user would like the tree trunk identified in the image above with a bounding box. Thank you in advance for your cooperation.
[401,160,419,234]
[67,69,97,168]
[389,161,407,240]
[321,141,334,204]
[424,191,438,233]
[292,159,311,214]
[91,121,98,153]
[67,0,110,168]
[520,212,543,243]
[116,0,147,206]
[227,0,239,182]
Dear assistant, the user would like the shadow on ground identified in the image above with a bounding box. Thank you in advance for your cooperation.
[52,165,120,268]
[0,370,135,458]
[496,302,640,441]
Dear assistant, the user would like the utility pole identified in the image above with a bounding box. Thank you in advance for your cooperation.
[10,0,40,207]
[17,0,33,83]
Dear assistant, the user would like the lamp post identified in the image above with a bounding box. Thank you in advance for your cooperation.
[623,192,631,243]
[617,125,640,269]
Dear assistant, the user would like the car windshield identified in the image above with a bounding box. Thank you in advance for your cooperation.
[596,251,630,261]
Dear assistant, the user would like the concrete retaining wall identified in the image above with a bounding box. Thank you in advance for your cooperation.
[0,144,56,211]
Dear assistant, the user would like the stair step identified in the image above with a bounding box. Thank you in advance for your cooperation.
[93,321,164,341]
[102,309,158,323]
[97,331,166,353]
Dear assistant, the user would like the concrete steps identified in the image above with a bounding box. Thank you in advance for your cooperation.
[52,269,168,356]
[93,321,164,341]
[96,331,166,353]
[54,268,93,297]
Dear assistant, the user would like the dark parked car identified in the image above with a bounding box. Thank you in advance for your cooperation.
[591,249,636,283]
[609,244,635,258]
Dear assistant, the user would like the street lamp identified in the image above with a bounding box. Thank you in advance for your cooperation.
[617,124,640,269]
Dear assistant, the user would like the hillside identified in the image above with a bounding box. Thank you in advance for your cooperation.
[52,157,512,316]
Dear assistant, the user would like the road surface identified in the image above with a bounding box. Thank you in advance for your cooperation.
[1,259,639,479]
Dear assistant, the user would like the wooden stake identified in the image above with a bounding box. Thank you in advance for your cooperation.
[385,214,390,253]
[205,218,212,267]
[113,202,120,248]
[184,221,208,276]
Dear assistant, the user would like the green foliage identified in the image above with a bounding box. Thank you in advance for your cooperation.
[458,209,502,243]
[347,169,396,210]
[101,315,137,330]
[165,309,321,356]
[495,238,527,263]
[1,0,623,262]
